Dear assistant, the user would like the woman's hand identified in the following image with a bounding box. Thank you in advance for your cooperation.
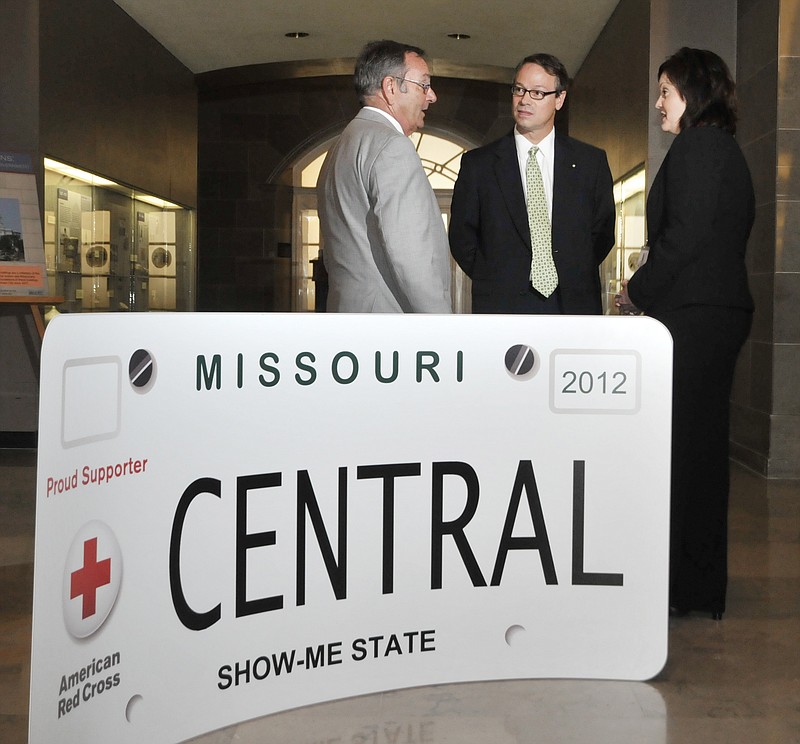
[614,279,641,315]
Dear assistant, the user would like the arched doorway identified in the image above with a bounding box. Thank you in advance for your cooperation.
[291,130,476,313]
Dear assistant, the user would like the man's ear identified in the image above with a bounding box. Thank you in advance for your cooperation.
[555,90,567,111]
[381,75,396,99]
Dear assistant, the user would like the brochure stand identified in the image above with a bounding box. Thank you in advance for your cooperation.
[0,295,63,339]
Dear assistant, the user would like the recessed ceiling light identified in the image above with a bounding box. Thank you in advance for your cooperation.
[447,33,471,40]
[285,32,309,38]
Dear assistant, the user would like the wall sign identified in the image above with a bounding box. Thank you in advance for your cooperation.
[0,153,46,296]
[30,313,672,743]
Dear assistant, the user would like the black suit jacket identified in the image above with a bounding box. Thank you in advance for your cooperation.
[627,126,754,315]
[449,130,615,314]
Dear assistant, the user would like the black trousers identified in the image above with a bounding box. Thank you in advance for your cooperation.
[653,305,752,614]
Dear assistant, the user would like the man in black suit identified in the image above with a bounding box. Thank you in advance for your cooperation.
[449,53,615,314]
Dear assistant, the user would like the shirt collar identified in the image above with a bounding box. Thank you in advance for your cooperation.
[514,127,556,161]
[363,106,404,134]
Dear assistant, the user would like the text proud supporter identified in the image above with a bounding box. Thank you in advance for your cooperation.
[46,457,149,498]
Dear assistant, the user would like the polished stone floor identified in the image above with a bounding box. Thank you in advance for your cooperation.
[1,449,798,744]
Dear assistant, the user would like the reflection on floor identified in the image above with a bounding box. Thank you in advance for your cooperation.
[1,450,798,744]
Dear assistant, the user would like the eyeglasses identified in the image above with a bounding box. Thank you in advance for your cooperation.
[511,84,561,100]
[395,77,432,94]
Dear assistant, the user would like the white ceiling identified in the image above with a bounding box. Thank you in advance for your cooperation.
[113,0,621,78]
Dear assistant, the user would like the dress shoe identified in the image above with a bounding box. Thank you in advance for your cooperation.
[669,605,723,620]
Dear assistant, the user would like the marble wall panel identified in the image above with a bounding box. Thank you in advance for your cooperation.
[731,404,772,471]
[776,200,800,271]
[748,270,775,345]
[777,55,800,128]
[767,413,800,476]
[748,201,777,275]
[778,0,800,54]
[777,130,800,200]
[750,339,774,412]
[738,0,780,81]
[737,61,778,148]
[772,343,800,414]
[774,273,800,342]
[743,131,778,208]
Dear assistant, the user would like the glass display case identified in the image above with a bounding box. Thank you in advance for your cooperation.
[43,159,195,313]
[601,164,646,314]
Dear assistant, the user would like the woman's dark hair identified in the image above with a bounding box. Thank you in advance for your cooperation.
[659,47,738,134]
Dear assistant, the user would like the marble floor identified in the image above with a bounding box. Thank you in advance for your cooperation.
[1,449,798,744]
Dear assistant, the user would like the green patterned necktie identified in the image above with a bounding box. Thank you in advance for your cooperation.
[526,146,558,297]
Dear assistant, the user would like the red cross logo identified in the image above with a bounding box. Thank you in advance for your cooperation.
[70,537,112,619]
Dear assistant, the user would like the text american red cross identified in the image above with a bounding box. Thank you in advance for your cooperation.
[70,537,112,619]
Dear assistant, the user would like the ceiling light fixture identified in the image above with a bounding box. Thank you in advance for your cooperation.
[285,32,309,38]
[447,33,471,40]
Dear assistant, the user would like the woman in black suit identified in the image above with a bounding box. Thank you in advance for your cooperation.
[618,48,754,619]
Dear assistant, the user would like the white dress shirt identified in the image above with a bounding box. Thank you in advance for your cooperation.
[363,106,404,135]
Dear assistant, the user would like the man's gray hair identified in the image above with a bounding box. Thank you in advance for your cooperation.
[354,39,426,104]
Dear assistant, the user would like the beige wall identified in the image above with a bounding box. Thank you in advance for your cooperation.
[0,0,198,436]
[733,0,800,477]
[570,0,651,182]
[647,0,737,189]
[571,0,800,477]
[39,0,198,208]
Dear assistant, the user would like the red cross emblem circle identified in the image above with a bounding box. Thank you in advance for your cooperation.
[62,521,123,638]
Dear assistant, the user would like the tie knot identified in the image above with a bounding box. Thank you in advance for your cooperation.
[529,146,539,157]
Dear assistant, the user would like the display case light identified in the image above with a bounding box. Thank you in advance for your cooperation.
[44,158,116,187]
[44,158,182,209]
[134,193,182,209]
